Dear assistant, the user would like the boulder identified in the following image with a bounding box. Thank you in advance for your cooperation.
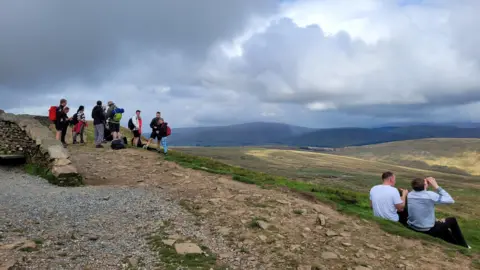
[47,145,70,159]
[52,165,78,177]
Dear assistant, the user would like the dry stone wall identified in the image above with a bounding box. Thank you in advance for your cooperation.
[0,111,82,186]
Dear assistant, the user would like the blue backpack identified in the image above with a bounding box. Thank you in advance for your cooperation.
[111,107,124,122]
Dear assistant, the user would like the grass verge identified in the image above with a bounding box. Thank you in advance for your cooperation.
[165,150,479,257]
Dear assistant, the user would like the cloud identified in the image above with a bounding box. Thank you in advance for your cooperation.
[1,0,480,128]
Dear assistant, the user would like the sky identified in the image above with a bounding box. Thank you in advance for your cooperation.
[1,0,480,128]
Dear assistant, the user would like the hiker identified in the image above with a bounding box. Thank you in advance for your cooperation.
[54,98,68,141]
[57,106,71,147]
[143,111,161,149]
[91,100,106,148]
[369,171,408,224]
[131,110,143,147]
[72,105,87,144]
[157,118,169,155]
[106,101,123,140]
[407,177,470,248]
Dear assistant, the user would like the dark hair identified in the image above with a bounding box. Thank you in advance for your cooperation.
[78,105,84,112]
[156,111,160,114]
[411,178,425,191]
[60,98,67,104]
[382,171,394,180]
[136,110,141,113]
[96,100,102,106]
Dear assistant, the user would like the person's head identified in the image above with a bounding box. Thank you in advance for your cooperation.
[60,98,67,106]
[411,178,426,191]
[63,106,70,113]
[158,117,164,124]
[136,110,141,117]
[78,105,84,112]
[108,101,114,107]
[156,111,161,118]
[382,171,396,186]
[96,100,102,106]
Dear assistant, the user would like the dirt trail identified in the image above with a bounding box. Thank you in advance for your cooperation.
[62,146,476,269]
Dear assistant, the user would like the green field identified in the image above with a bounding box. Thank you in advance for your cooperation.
[170,143,480,254]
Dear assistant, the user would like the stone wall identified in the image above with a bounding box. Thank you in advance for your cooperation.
[0,111,82,186]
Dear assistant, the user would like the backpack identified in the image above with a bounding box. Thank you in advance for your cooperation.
[166,126,171,136]
[111,139,125,150]
[128,118,135,130]
[112,107,124,122]
[48,106,57,121]
[71,113,79,125]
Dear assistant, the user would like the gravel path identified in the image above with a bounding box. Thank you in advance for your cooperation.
[0,166,183,269]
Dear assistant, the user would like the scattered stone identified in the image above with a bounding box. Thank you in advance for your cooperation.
[304,227,311,232]
[325,230,338,237]
[355,266,370,270]
[297,265,312,270]
[340,232,351,237]
[316,214,326,226]
[19,240,37,251]
[276,200,290,205]
[102,196,110,201]
[342,242,352,247]
[0,259,17,269]
[258,235,267,241]
[321,252,338,260]
[218,227,231,236]
[88,235,99,241]
[128,257,138,268]
[162,239,176,246]
[365,243,383,251]
[174,243,203,254]
[366,253,376,259]
[171,172,185,178]
[257,220,270,230]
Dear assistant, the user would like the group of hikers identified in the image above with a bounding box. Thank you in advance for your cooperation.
[370,171,471,249]
[49,98,170,155]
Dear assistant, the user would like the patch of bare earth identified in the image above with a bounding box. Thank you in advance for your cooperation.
[66,146,473,269]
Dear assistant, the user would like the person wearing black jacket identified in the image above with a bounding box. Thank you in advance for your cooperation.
[143,112,161,150]
[91,100,106,148]
[55,98,67,141]
[57,106,71,147]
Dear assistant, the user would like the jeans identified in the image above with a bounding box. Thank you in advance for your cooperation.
[421,217,469,248]
[94,124,104,146]
[160,137,168,153]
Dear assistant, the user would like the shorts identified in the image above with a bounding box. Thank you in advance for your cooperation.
[150,131,161,140]
[55,121,62,131]
[109,122,120,133]
[133,130,141,138]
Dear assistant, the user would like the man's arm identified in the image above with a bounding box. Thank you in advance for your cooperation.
[394,189,408,212]
[426,177,454,204]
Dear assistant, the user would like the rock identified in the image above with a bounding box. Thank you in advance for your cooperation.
[258,235,267,241]
[88,235,99,241]
[53,158,72,166]
[47,145,70,159]
[325,230,338,237]
[297,265,312,270]
[208,198,222,204]
[365,243,383,251]
[128,257,138,268]
[218,227,231,236]
[102,196,110,201]
[162,239,176,246]
[321,252,338,260]
[312,205,323,213]
[355,266,370,270]
[0,240,25,250]
[0,259,17,270]
[19,240,37,251]
[342,242,352,247]
[340,232,351,237]
[171,172,185,177]
[366,253,376,259]
[257,220,270,230]
[52,165,78,177]
[174,243,203,254]
[276,199,290,205]
[316,214,326,226]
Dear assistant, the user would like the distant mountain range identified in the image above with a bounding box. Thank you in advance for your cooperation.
[144,122,480,148]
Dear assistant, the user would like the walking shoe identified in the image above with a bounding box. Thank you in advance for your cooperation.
[96,145,104,148]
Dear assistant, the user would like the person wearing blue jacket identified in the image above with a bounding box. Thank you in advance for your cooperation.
[407,177,470,248]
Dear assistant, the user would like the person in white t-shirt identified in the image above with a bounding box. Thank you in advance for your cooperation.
[369,171,408,223]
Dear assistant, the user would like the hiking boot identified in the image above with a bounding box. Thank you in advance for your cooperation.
[163,152,168,156]
[80,141,85,144]
[72,141,77,144]
[96,145,104,148]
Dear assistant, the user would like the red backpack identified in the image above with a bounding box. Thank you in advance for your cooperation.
[48,106,57,121]
[166,126,171,136]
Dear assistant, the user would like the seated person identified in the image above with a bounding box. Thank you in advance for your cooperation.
[407,177,470,248]
[369,171,408,224]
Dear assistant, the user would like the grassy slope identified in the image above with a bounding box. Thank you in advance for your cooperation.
[169,146,480,256]
[334,138,480,176]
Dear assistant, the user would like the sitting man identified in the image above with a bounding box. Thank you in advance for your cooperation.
[407,177,470,248]
[369,171,408,224]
